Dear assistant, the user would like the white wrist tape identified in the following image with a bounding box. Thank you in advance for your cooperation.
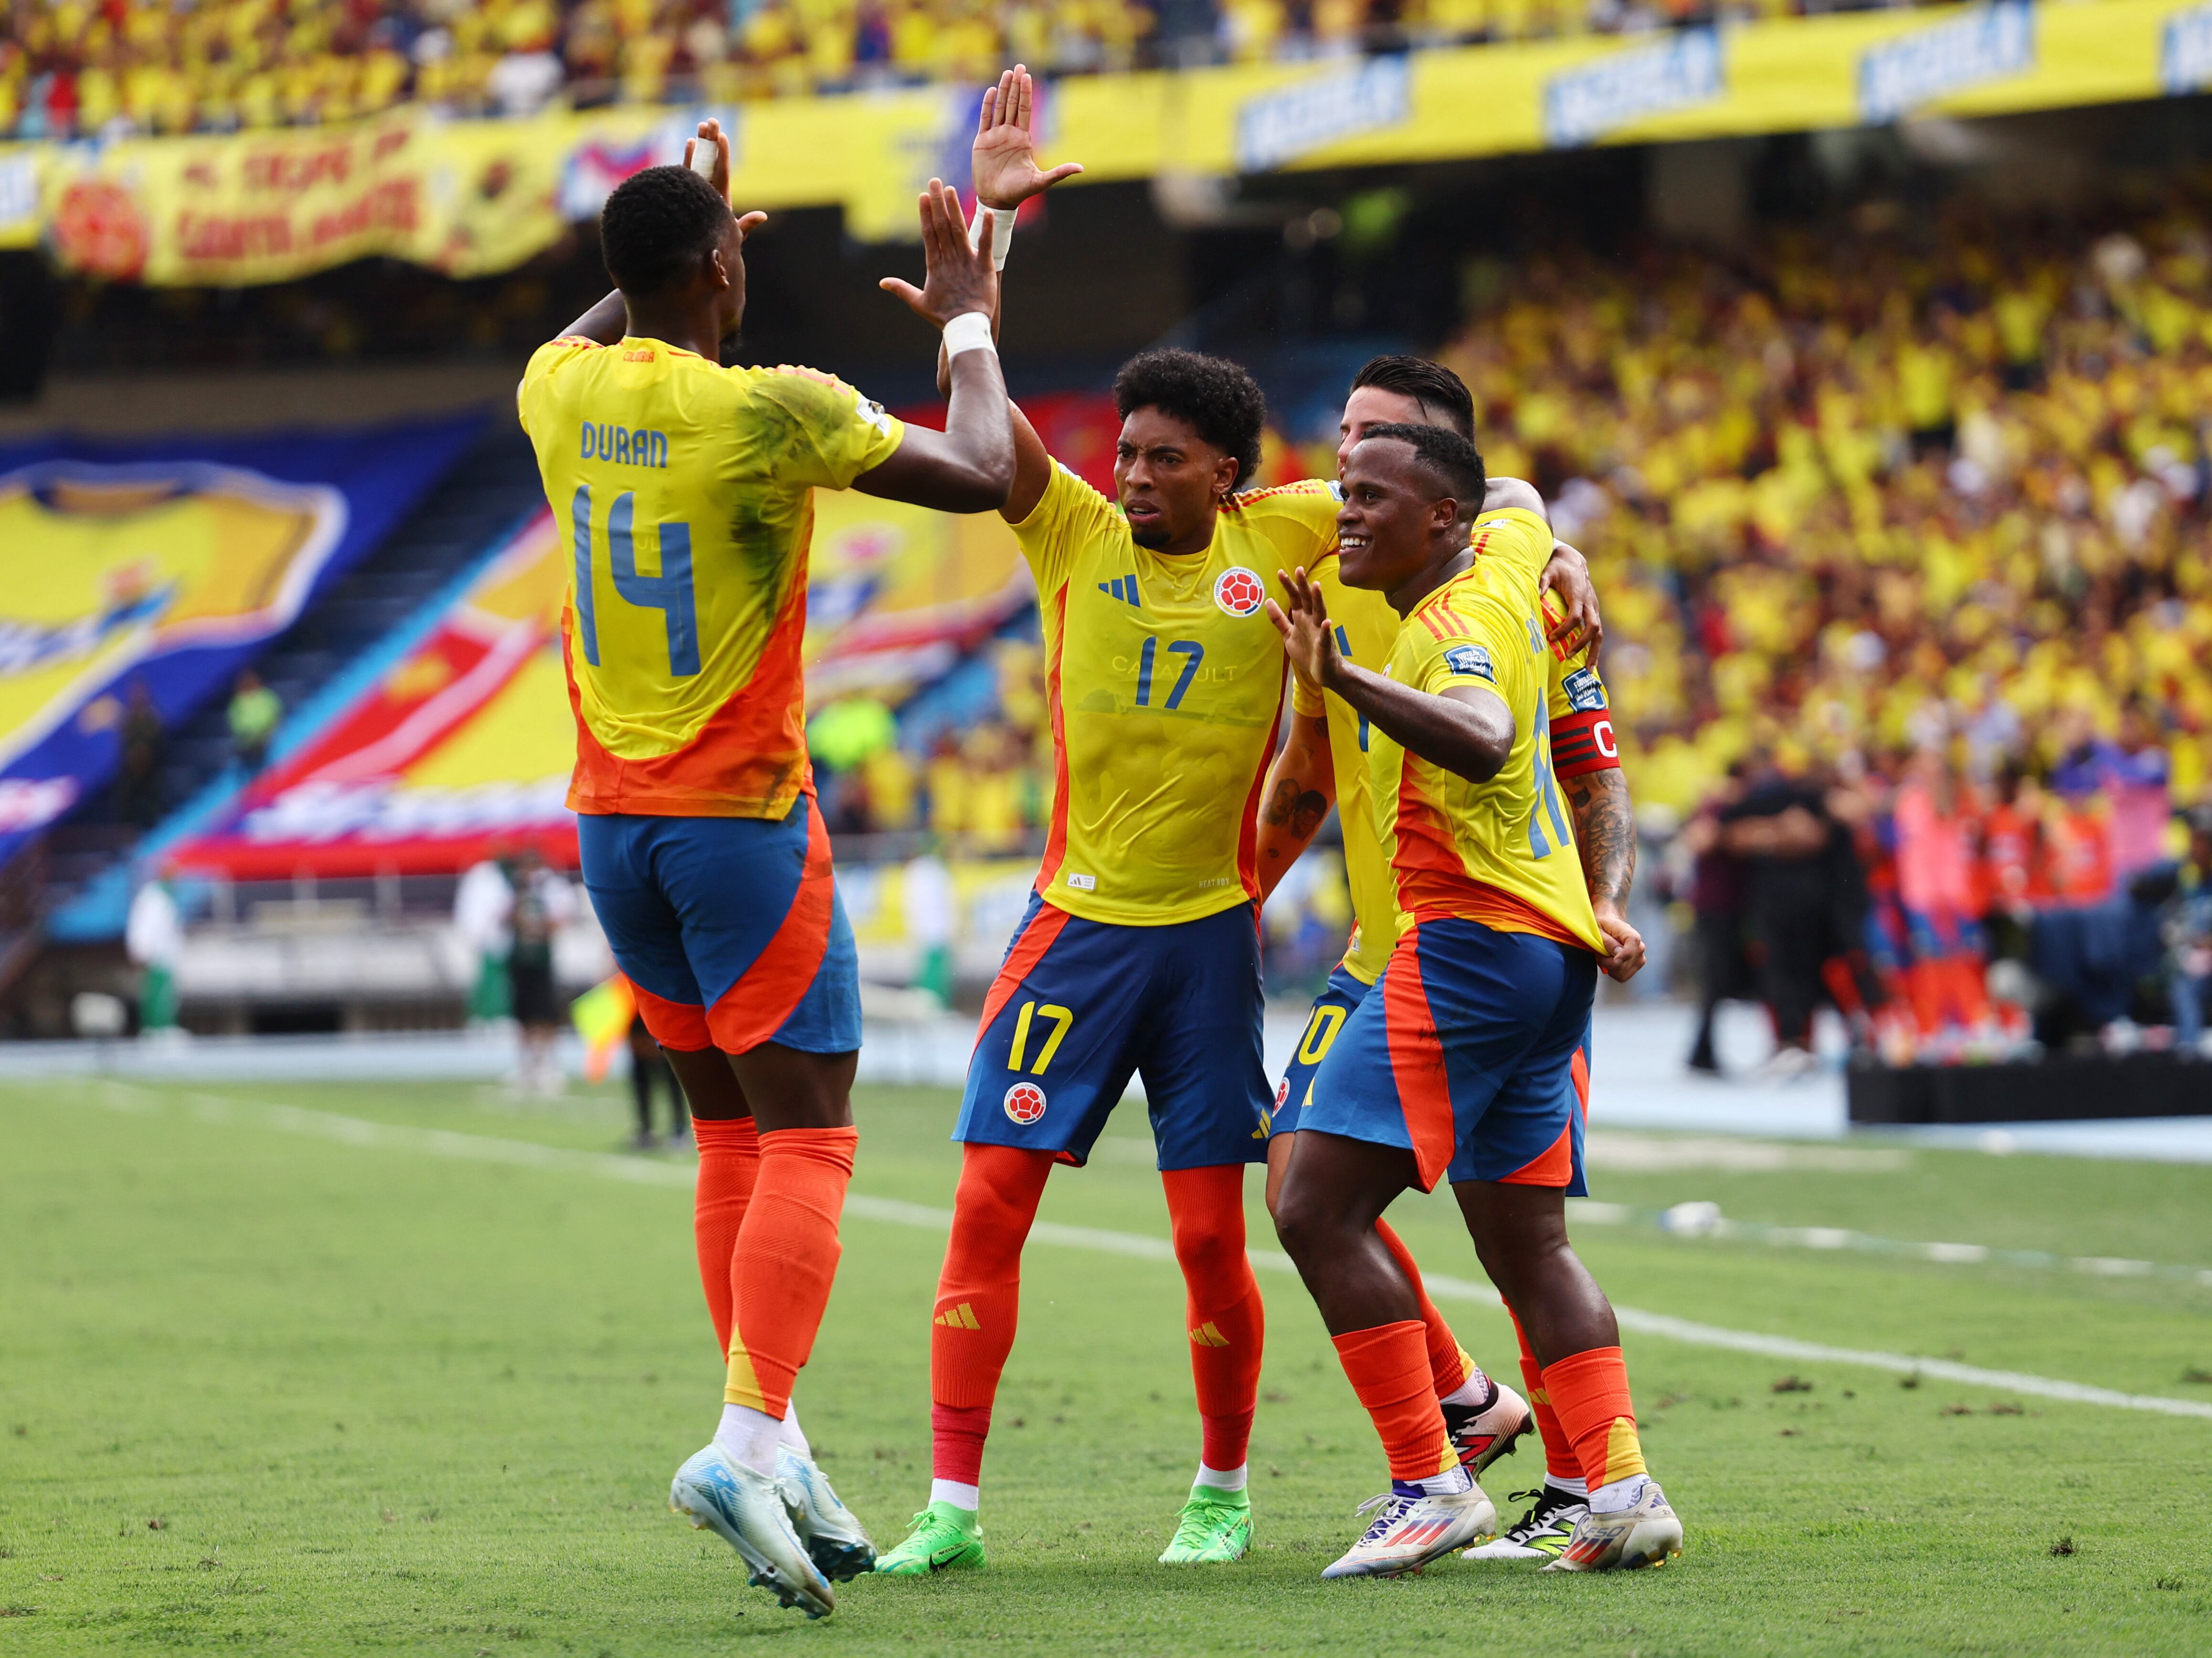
[967,202,1012,271]
[942,311,995,359]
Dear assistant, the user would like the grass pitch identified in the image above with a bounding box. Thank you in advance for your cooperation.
[4,1070,2211,1655]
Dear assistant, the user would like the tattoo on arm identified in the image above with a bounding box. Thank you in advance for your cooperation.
[1260,778,1329,864]
[1566,769,1635,908]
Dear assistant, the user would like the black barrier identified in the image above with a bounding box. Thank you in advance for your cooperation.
[1847,1051,2212,1125]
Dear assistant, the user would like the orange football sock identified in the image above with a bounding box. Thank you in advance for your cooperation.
[1541,1345,1647,1496]
[690,1114,761,1359]
[930,1144,1054,1483]
[1332,1319,1458,1483]
[1376,1218,1481,1401]
[1511,1310,1582,1487]
[723,1125,856,1420]
[1162,1164,1265,1472]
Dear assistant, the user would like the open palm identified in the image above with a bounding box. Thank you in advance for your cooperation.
[972,65,1084,210]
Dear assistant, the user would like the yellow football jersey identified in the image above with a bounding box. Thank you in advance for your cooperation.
[1014,461,1340,926]
[517,335,904,819]
[1291,558,1398,983]
[1295,505,1571,981]
[1366,507,1604,954]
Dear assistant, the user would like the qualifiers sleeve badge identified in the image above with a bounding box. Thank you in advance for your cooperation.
[1003,1082,1048,1124]
[1562,666,1608,711]
[1443,644,1497,683]
[1214,567,1265,617]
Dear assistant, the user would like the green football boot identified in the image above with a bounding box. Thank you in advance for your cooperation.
[873,1500,987,1575]
[1158,1486,1252,1564]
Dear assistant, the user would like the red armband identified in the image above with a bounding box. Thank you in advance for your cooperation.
[1550,708,1619,778]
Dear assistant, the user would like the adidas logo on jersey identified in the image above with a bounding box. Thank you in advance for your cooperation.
[1098,574,1143,606]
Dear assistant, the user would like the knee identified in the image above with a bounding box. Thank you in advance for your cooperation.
[1169,1211,1244,1285]
[1270,1183,1346,1269]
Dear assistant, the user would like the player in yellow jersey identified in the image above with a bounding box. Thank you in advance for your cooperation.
[1255,358,1646,1561]
[518,116,1023,1618]
[1268,422,1682,1579]
[868,79,1351,1576]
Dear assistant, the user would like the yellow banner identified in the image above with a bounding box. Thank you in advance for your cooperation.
[8,0,2210,283]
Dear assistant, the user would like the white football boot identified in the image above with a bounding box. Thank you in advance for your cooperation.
[1442,1379,1533,1477]
[1463,1485,1589,1561]
[669,1443,836,1617]
[1541,1474,1683,1572]
[1321,1483,1496,1579]
[776,1443,877,1581]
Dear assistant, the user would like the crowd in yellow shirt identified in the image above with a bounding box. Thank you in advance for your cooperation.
[4,0,2005,138]
[1401,197,2212,826]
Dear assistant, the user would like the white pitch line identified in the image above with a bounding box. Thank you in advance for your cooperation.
[54,1080,2212,1424]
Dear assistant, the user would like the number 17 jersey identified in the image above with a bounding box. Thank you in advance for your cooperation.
[1013,461,1341,926]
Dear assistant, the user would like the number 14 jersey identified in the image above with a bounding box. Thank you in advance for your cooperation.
[1012,461,1341,927]
[519,334,905,820]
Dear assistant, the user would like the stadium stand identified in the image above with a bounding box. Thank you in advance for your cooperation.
[29,419,544,947]
[3,0,2015,137]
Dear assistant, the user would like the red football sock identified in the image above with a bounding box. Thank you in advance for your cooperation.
[931,1403,992,1488]
[1332,1319,1457,1482]
[930,1144,1054,1483]
[1511,1309,1582,1485]
[1376,1218,1481,1400]
[1162,1164,1265,1471]
[724,1126,856,1419]
[690,1114,761,1360]
[1541,1344,1647,1495]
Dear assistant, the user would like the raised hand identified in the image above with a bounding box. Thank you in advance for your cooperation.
[878,179,999,328]
[682,117,734,205]
[972,64,1084,211]
[1266,568,1340,695]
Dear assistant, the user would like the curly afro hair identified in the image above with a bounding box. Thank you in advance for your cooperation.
[600,164,730,297]
[1111,348,1266,494]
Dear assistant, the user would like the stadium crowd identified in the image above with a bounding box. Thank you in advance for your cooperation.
[804,190,2212,1060]
[3,0,2029,139]
[1426,195,2212,1060]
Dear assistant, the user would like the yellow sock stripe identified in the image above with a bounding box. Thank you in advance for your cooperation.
[1601,1416,1648,1487]
[723,1337,767,1412]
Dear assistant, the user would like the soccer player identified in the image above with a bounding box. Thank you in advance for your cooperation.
[517,121,1018,1618]
[1268,423,1682,1578]
[1256,357,1644,1563]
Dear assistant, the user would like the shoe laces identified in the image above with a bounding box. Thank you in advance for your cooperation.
[1351,1491,1416,1547]
[1502,1488,1576,1542]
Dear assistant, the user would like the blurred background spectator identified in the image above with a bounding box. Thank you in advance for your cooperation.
[227,669,281,774]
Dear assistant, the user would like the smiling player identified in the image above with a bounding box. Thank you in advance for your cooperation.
[1255,357,1645,1563]
[1268,423,1681,1579]
[517,121,1016,1618]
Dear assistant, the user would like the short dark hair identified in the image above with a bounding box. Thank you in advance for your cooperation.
[1350,355,1475,441]
[1111,348,1266,494]
[600,165,730,296]
[1351,421,1488,519]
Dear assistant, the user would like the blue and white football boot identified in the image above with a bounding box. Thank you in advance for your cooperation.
[777,1443,877,1581]
[669,1443,835,1617]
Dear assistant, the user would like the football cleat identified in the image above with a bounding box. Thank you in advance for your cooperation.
[1542,1475,1683,1572]
[873,1500,987,1575]
[1320,1482,1496,1580]
[777,1444,876,1581]
[1463,1485,1588,1561]
[1442,1379,1532,1477]
[669,1443,836,1617]
[1158,1488,1252,1564]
